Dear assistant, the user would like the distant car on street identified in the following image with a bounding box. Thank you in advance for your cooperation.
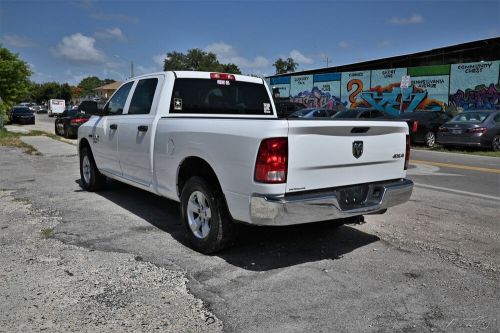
[37,106,48,114]
[396,111,453,147]
[55,108,91,138]
[437,110,500,151]
[8,106,35,125]
[332,109,392,120]
[288,108,338,118]
[274,100,306,118]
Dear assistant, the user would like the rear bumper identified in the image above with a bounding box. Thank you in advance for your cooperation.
[437,134,487,147]
[249,179,413,226]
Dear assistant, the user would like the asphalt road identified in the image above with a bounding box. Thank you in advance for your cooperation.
[408,149,500,198]
[1,126,499,332]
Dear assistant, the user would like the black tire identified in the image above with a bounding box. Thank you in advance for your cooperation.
[63,125,69,138]
[492,135,500,152]
[54,123,60,136]
[180,176,237,253]
[424,131,436,148]
[79,146,106,191]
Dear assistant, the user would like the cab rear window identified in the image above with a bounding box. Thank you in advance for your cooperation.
[169,78,273,115]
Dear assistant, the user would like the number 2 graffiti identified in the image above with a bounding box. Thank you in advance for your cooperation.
[347,79,363,104]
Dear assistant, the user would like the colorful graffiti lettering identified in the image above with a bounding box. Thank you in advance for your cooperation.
[449,84,500,110]
[347,79,364,103]
[351,83,445,115]
[292,87,344,110]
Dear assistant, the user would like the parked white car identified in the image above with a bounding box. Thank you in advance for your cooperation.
[78,71,413,253]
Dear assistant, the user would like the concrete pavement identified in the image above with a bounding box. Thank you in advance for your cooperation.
[0,132,498,332]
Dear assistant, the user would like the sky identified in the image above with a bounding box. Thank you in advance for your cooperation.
[1,0,499,85]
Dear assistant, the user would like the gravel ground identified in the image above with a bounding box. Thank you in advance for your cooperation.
[0,156,223,332]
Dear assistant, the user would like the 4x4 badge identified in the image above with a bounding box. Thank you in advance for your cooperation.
[353,141,363,159]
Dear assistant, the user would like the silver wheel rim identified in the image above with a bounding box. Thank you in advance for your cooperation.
[426,132,435,147]
[187,191,212,239]
[493,136,500,151]
[82,155,91,184]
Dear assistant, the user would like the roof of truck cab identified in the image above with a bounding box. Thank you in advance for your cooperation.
[128,71,264,84]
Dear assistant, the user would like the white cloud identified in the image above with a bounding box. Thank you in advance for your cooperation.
[388,14,424,25]
[288,49,313,65]
[54,33,105,63]
[205,42,270,71]
[377,40,392,48]
[94,28,125,41]
[136,65,156,76]
[338,41,350,49]
[153,53,167,68]
[1,35,36,48]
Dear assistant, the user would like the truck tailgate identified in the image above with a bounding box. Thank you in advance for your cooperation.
[286,120,408,193]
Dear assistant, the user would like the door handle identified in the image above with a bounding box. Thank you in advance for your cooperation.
[138,125,148,132]
[110,124,118,130]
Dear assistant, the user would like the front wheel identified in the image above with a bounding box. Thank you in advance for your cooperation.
[424,131,436,148]
[79,146,106,191]
[180,177,236,253]
[492,135,500,152]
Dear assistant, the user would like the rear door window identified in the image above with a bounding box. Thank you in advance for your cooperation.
[169,78,273,115]
[128,78,158,115]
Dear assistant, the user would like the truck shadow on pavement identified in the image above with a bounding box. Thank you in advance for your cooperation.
[88,179,380,271]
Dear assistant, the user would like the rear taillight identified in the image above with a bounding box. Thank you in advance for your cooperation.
[412,120,419,133]
[404,135,410,170]
[210,73,235,80]
[254,138,288,183]
[70,118,88,125]
[438,126,448,132]
[467,127,487,134]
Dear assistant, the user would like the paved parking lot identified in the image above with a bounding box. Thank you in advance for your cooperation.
[1,127,499,332]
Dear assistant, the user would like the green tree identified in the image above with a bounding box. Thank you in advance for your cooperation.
[0,45,32,119]
[163,48,241,74]
[273,57,298,74]
[78,76,104,97]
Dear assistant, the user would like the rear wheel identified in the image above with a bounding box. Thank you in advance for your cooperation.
[424,131,436,148]
[63,125,69,138]
[180,176,236,253]
[79,146,106,191]
[492,135,500,152]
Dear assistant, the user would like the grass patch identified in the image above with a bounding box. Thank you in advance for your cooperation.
[25,129,76,145]
[413,145,500,158]
[40,228,54,239]
[25,129,61,141]
[0,129,40,155]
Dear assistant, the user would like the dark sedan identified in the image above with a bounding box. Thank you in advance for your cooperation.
[8,106,35,124]
[396,111,452,147]
[332,108,392,119]
[288,108,338,118]
[55,108,90,138]
[274,100,306,118]
[437,111,500,151]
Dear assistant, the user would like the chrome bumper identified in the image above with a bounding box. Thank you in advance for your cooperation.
[249,179,413,226]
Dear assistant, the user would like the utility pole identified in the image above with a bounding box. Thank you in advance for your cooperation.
[323,56,330,68]
[130,61,135,78]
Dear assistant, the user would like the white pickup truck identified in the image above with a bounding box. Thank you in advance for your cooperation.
[78,71,413,253]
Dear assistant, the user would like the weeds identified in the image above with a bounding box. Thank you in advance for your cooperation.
[0,129,39,155]
[40,228,54,239]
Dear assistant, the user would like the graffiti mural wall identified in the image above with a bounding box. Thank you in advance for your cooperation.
[449,61,500,110]
[268,59,500,113]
